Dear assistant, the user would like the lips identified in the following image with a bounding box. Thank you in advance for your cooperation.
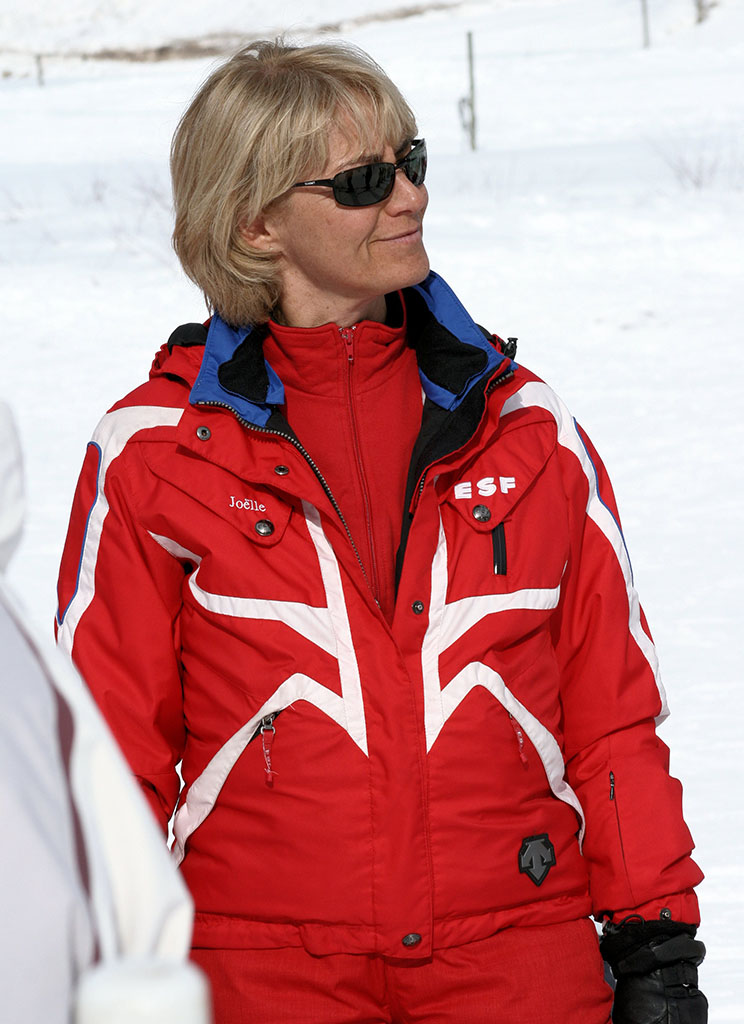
[377,227,423,242]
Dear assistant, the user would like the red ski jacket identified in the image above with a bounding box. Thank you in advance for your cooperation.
[56,272,702,959]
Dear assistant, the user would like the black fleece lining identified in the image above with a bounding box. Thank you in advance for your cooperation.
[264,408,300,443]
[394,380,491,586]
[167,322,208,352]
[404,287,489,397]
[217,324,272,404]
[385,291,405,328]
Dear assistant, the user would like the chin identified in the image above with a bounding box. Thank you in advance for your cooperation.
[394,253,431,292]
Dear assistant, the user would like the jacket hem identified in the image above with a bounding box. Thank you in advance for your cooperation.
[191,894,593,954]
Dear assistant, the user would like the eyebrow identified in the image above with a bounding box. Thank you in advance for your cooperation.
[331,150,383,176]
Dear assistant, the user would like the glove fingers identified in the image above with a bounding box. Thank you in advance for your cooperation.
[613,972,708,1024]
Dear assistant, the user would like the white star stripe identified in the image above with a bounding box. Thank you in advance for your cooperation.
[57,406,183,656]
[170,502,369,864]
[440,585,560,652]
[501,381,667,721]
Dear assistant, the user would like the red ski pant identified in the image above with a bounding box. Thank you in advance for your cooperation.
[192,918,613,1024]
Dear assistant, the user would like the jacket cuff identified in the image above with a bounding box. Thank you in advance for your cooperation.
[602,889,700,927]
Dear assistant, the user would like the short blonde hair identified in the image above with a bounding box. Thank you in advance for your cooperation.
[170,39,418,327]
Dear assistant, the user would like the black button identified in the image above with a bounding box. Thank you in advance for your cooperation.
[412,601,425,615]
[255,520,275,536]
[402,933,422,948]
[473,504,491,523]
[196,426,211,441]
[274,465,289,476]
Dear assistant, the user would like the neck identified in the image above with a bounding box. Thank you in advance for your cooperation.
[276,292,387,329]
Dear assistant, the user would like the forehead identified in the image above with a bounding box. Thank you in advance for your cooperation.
[320,118,403,174]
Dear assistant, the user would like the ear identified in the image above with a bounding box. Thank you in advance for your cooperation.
[239,211,281,254]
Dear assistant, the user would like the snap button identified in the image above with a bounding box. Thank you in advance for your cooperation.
[196,426,211,441]
[412,600,425,615]
[401,933,422,948]
[274,465,290,476]
[472,504,491,523]
[255,520,275,537]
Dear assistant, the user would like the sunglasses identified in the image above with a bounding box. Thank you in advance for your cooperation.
[292,139,427,208]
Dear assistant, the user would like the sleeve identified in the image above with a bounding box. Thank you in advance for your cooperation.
[550,423,703,924]
[56,423,187,832]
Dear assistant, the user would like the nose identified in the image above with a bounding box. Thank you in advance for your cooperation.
[386,168,428,215]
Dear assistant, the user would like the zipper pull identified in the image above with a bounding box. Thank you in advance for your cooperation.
[609,770,615,800]
[509,713,529,769]
[260,715,278,787]
[339,325,356,362]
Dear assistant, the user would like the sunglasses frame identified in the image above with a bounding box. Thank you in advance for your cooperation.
[292,138,427,208]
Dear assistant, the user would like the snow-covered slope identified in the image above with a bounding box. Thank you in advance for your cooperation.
[1,0,742,1015]
[0,0,478,57]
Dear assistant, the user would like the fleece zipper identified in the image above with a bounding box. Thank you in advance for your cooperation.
[339,325,381,606]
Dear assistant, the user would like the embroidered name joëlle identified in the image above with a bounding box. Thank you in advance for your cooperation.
[229,496,267,512]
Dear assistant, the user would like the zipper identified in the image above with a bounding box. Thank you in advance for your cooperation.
[509,713,529,769]
[195,398,371,589]
[339,326,381,604]
[492,522,507,576]
[249,712,278,743]
[339,325,356,362]
[608,769,631,882]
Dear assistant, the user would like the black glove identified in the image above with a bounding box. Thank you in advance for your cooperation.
[600,915,708,1024]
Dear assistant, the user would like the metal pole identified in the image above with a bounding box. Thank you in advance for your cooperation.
[467,31,477,150]
[640,0,651,48]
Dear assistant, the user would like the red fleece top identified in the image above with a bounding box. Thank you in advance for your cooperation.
[263,301,422,622]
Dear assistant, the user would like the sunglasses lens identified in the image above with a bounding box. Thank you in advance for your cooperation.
[402,143,427,186]
[329,141,427,207]
[333,163,396,207]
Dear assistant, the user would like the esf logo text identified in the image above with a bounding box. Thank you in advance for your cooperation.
[454,476,516,500]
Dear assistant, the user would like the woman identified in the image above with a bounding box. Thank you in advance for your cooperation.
[56,40,706,1023]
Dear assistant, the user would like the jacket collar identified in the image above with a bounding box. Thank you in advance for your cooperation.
[187,271,516,427]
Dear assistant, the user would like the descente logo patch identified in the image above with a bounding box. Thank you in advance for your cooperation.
[229,496,267,512]
[454,476,516,499]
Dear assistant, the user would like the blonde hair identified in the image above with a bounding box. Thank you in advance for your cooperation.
[170,39,418,327]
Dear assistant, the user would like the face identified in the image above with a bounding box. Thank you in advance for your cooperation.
[249,126,430,328]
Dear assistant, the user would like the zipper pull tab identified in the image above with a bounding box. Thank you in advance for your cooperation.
[261,717,278,787]
[509,713,529,769]
[339,325,356,362]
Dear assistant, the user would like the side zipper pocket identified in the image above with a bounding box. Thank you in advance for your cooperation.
[492,522,507,576]
[609,769,633,886]
[509,712,529,768]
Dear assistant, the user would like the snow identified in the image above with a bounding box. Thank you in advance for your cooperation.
[2,0,742,1014]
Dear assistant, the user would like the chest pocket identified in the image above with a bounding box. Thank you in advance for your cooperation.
[228,491,292,548]
[438,418,565,599]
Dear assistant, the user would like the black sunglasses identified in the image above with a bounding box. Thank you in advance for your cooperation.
[292,139,427,208]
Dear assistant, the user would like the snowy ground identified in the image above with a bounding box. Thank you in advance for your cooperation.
[2,0,742,1015]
